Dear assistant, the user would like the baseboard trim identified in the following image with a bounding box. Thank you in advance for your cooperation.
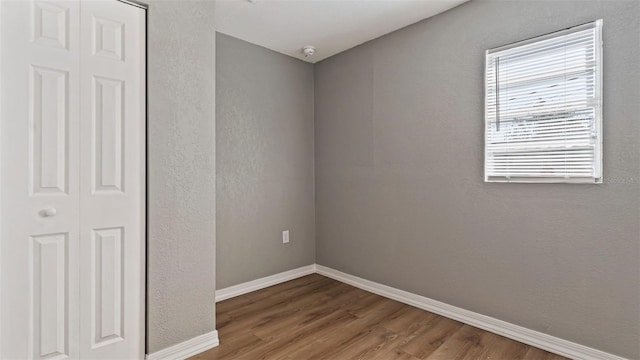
[315,265,626,360]
[211,264,625,360]
[215,264,316,302]
[146,330,219,360]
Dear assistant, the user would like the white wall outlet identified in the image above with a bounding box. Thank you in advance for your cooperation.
[282,230,290,244]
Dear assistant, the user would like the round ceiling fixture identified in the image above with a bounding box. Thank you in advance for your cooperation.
[302,46,316,58]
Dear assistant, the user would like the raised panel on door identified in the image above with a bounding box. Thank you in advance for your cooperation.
[92,76,125,193]
[79,1,145,359]
[32,1,71,50]
[91,227,124,348]
[30,233,69,360]
[30,65,70,195]
[1,1,80,359]
[92,15,124,61]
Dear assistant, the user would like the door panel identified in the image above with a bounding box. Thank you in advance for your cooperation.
[30,65,70,195]
[91,227,124,348]
[1,1,81,359]
[30,233,69,360]
[32,1,71,50]
[79,1,145,359]
[92,76,125,194]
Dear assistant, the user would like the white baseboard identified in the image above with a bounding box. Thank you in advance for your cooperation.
[210,264,625,360]
[315,265,626,360]
[215,264,316,302]
[146,330,219,360]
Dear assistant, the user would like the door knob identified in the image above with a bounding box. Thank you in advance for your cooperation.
[39,208,57,217]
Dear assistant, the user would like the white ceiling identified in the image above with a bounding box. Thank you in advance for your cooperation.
[215,0,470,63]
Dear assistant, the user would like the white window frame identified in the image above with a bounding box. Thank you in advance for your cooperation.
[484,20,603,184]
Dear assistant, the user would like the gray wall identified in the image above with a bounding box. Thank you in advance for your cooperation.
[314,0,640,358]
[147,1,216,353]
[216,33,315,288]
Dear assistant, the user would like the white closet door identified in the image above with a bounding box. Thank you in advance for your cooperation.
[78,1,145,359]
[1,1,81,359]
[0,1,145,359]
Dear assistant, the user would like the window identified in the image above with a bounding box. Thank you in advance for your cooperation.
[484,20,603,183]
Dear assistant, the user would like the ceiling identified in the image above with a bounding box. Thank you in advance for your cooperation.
[214,0,470,63]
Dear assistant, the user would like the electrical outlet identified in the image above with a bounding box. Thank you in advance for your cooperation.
[282,230,290,244]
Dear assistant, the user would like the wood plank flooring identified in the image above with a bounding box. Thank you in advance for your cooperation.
[191,274,567,360]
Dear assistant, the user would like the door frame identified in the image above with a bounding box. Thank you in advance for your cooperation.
[0,2,4,356]
[131,0,149,357]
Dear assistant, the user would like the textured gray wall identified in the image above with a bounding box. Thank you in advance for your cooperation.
[216,33,315,288]
[147,1,216,353]
[314,0,640,358]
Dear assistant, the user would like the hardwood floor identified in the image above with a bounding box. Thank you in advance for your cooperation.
[192,274,567,360]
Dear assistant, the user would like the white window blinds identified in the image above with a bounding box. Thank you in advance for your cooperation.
[485,20,603,183]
